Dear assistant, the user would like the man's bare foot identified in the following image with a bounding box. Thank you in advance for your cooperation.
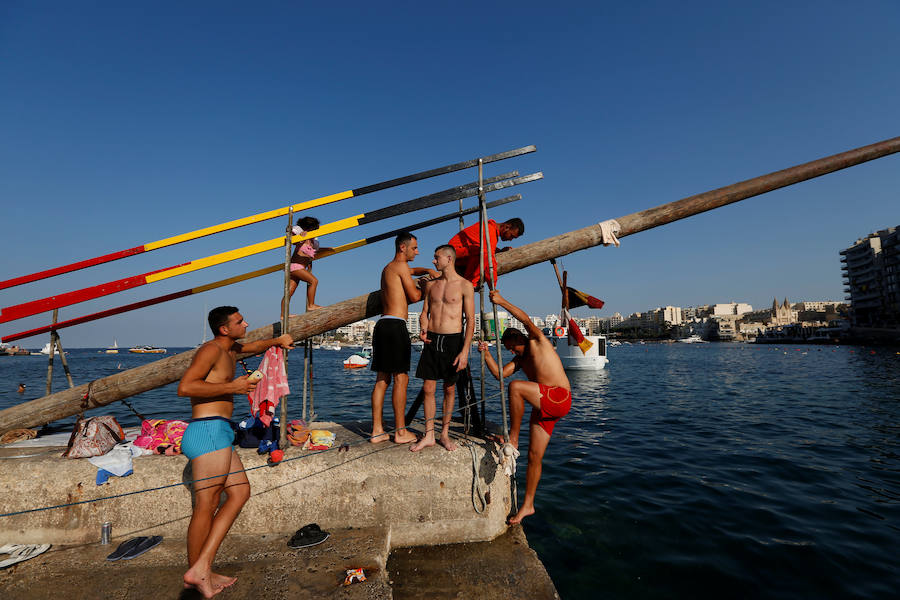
[486,432,517,449]
[183,566,220,598]
[370,432,389,444]
[393,430,417,444]
[439,436,458,451]
[211,572,237,589]
[508,505,535,524]
[306,304,322,311]
[410,435,435,452]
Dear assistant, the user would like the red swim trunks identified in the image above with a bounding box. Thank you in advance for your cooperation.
[529,384,572,436]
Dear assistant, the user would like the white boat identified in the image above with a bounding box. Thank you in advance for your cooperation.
[129,345,166,354]
[320,343,341,351]
[38,342,52,355]
[677,335,706,343]
[343,348,371,369]
[554,334,609,371]
[104,340,119,354]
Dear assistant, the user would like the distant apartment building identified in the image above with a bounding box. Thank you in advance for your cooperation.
[407,312,421,337]
[841,227,900,328]
[793,301,843,312]
[710,302,752,316]
[610,312,623,327]
[657,306,683,325]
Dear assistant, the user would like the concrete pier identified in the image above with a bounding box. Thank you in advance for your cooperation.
[0,423,510,547]
[0,422,559,598]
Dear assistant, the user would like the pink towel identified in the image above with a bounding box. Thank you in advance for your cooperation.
[248,346,290,426]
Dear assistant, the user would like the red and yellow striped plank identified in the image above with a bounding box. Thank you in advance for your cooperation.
[1,264,282,343]
[1,194,522,342]
[0,191,352,291]
[1,173,538,323]
[0,145,536,291]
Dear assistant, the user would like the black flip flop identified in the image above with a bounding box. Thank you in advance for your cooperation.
[121,535,163,560]
[288,524,329,549]
[106,537,148,561]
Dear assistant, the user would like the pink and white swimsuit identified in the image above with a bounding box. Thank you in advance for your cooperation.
[290,226,320,271]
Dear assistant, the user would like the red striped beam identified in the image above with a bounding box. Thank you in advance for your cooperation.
[0,145,536,290]
[0,173,540,324]
[1,194,522,343]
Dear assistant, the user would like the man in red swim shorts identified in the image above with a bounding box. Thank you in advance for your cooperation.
[479,289,571,524]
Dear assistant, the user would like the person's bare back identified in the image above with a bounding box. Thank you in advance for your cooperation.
[380,259,418,320]
[515,336,570,391]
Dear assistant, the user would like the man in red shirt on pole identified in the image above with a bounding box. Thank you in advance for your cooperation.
[447,217,524,288]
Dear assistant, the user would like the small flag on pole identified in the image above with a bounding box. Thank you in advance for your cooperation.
[566,287,604,309]
[561,308,593,354]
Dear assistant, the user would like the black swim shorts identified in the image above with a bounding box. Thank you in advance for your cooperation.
[371,317,411,374]
[415,332,464,385]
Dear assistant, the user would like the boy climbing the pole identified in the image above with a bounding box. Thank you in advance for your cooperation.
[283,216,333,314]
[178,306,292,597]
[410,245,475,452]
[478,289,571,524]
[370,232,439,444]
[448,217,524,287]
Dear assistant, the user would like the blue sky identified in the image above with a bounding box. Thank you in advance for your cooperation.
[1,1,898,347]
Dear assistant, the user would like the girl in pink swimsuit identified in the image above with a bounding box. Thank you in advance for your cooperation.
[283,216,332,314]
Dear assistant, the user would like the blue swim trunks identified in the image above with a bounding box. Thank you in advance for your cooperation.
[181,416,236,460]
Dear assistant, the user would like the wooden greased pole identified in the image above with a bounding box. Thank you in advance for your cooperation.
[5,135,900,436]
[279,208,292,450]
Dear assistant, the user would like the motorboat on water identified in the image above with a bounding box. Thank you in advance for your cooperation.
[320,342,342,351]
[552,333,609,370]
[104,340,119,354]
[677,334,706,343]
[38,342,52,355]
[343,346,372,369]
[128,345,166,354]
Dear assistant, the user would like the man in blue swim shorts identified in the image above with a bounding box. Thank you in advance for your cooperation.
[177,306,292,597]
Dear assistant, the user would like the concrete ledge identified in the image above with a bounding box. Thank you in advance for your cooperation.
[0,528,395,599]
[0,422,511,548]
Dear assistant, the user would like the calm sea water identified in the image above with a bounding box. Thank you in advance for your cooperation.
[2,342,899,599]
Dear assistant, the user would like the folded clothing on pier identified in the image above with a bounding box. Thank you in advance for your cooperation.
[133,419,188,454]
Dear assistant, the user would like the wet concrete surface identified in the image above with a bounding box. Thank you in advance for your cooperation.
[388,527,559,600]
[0,525,557,599]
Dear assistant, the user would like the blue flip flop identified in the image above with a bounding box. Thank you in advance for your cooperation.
[120,535,162,560]
[106,537,147,561]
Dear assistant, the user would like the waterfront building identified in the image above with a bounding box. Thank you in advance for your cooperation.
[407,312,421,337]
[841,226,899,328]
[711,302,753,317]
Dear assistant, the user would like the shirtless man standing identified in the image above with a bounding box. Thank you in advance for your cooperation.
[177,306,292,597]
[478,290,571,524]
[370,232,439,444]
[410,245,475,452]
